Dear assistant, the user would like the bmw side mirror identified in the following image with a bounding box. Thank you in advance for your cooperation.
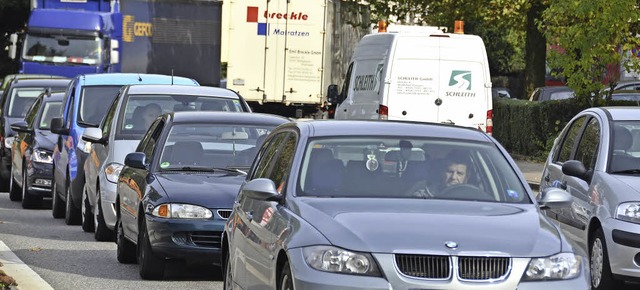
[50,117,69,135]
[538,187,573,210]
[242,178,283,202]
[562,160,592,182]
[124,152,147,170]
[10,121,32,133]
[327,84,339,104]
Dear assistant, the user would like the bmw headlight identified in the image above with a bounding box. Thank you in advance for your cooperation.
[4,136,14,149]
[151,204,212,219]
[302,245,381,276]
[523,253,581,281]
[32,149,53,164]
[104,163,123,183]
[616,202,640,224]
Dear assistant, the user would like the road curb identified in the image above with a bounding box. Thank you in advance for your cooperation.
[0,241,54,290]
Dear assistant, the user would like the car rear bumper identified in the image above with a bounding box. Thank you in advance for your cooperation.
[146,215,226,265]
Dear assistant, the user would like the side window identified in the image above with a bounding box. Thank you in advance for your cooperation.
[252,132,289,180]
[267,134,297,193]
[65,93,75,128]
[24,98,42,127]
[574,118,600,171]
[101,96,120,136]
[556,116,587,163]
[142,120,164,163]
[339,63,354,103]
[137,119,161,152]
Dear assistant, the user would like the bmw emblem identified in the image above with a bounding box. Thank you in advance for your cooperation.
[445,241,458,249]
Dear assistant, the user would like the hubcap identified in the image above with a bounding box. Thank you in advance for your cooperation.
[591,238,604,287]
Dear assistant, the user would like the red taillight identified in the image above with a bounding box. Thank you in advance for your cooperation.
[486,110,493,135]
[378,105,388,120]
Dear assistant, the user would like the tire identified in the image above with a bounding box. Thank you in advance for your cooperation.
[116,219,136,264]
[278,261,294,290]
[9,169,22,201]
[64,178,81,225]
[590,227,624,290]
[21,167,42,209]
[81,188,95,232]
[223,246,233,290]
[94,193,114,242]
[138,221,165,280]
[51,177,65,218]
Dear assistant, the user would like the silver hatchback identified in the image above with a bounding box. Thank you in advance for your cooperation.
[540,106,640,289]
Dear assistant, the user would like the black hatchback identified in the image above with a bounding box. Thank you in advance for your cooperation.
[9,91,63,208]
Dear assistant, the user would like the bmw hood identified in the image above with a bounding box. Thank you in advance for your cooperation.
[296,198,562,257]
[155,173,246,208]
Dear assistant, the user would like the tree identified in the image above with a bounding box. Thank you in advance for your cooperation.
[542,0,640,105]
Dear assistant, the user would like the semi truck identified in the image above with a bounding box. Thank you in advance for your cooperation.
[8,0,222,86]
[221,0,369,118]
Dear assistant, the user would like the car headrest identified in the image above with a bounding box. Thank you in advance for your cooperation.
[614,126,633,151]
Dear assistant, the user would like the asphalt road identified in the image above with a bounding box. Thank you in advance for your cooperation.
[0,192,224,290]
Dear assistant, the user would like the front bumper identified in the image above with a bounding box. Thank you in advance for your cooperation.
[25,161,53,197]
[603,217,640,278]
[285,249,589,290]
[146,215,226,265]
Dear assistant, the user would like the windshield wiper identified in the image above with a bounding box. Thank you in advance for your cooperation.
[164,166,246,175]
[612,169,640,174]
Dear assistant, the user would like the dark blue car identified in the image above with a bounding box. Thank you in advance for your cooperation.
[115,111,289,280]
[9,91,63,208]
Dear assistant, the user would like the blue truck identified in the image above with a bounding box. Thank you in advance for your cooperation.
[8,0,222,86]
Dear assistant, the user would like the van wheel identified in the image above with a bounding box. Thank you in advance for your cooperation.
[64,179,81,225]
[9,169,21,201]
[21,167,41,209]
[590,228,624,290]
[51,177,65,218]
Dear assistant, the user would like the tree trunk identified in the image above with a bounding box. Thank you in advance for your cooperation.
[524,0,547,99]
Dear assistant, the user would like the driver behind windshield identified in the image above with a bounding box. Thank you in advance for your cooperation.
[407,150,472,197]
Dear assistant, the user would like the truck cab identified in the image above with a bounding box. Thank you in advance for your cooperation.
[8,0,120,78]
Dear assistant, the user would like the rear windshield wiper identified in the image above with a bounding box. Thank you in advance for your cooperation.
[163,166,246,175]
[612,169,640,174]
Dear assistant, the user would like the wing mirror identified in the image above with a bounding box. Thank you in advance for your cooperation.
[82,127,106,145]
[562,160,592,183]
[10,121,32,133]
[241,178,283,202]
[538,187,573,210]
[50,117,69,135]
[124,152,147,170]
[327,84,339,104]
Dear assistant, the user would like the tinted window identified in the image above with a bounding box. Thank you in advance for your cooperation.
[39,101,62,130]
[253,133,289,179]
[574,118,600,170]
[267,134,297,193]
[78,85,122,126]
[556,116,587,163]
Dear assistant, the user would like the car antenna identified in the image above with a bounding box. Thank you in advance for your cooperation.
[138,74,142,82]
[171,69,174,85]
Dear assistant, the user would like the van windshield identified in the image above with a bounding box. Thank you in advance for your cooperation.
[78,86,122,127]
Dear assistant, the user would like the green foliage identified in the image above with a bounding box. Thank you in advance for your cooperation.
[542,0,640,100]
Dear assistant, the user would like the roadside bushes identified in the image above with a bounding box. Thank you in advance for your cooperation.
[492,98,587,160]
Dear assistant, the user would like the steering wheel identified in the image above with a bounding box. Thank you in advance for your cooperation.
[435,184,493,201]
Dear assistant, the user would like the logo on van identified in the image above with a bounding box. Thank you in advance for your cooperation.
[123,15,153,43]
[448,71,472,90]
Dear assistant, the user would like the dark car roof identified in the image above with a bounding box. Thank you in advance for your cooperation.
[125,85,241,99]
[8,78,71,88]
[168,111,290,125]
[289,120,492,142]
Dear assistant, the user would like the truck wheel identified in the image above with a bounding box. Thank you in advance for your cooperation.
[138,221,165,280]
[51,177,65,218]
[81,188,95,232]
[64,179,81,225]
[21,167,41,209]
[9,169,22,201]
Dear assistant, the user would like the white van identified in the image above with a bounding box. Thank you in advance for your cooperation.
[329,28,493,133]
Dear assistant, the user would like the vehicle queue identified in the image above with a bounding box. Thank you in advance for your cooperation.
[2,72,640,290]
